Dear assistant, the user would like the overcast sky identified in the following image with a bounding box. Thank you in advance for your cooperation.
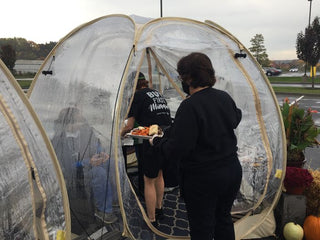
[2,0,319,60]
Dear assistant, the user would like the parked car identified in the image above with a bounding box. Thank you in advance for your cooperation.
[264,67,282,76]
[289,68,299,72]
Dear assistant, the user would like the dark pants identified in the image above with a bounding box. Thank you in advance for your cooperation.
[122,146,128,172]
[163,161,179,188]
[182,159,242,240]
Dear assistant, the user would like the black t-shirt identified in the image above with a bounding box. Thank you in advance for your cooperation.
[128,88,172,127]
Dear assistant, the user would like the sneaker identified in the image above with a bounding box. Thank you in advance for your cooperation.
[155,208,164,221]
[95,210,118,224]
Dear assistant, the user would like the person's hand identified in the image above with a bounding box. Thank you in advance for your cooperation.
[90,152,109,166]
[149,134,161,146]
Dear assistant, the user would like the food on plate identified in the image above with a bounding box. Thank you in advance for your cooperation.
[148,124,159,136]
[129,124,162,136]
[131,127,149,136]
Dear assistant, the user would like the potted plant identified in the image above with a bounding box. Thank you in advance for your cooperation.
[281,98,320,167]
[284,167,313,195]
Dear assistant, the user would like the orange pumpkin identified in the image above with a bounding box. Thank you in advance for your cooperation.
[303,215,320,240]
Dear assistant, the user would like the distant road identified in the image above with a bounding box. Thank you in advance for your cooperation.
[276,93,320,127]
[279,72,320,77]
[16,78,33,81]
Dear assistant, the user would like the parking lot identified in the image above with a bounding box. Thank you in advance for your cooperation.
[276,93,320,170]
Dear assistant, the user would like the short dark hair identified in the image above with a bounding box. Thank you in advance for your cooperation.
[136,72,149,90]
[177,52,216,88]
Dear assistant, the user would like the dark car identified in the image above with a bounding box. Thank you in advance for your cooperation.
[264,67,282,76]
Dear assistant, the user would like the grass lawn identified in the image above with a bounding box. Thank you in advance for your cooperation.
[268,76,320,84]
[272,86,320,95]
[269,76,320,95]
[14,72,36,79]
[17,80,33,89]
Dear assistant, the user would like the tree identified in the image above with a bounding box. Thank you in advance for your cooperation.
[38,42,56,60]
[0,38,57,60]
[249,34,270,67]
[296,16,320,88]
[296,31,307,74]
[0,44,16,72]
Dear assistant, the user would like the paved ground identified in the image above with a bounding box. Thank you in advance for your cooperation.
[279,72,319,77]
[275,93,320,170]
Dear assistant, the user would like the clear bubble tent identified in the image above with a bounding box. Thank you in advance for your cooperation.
[1,14,286,240]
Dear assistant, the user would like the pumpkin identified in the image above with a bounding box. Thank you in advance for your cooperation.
[303,215,320,240]
[283,222,304,240]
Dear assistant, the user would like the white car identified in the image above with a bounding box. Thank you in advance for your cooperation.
[289,68,298,72]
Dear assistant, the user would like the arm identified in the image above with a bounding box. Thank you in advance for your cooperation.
[152,100,198,163]
[120,117,135,137]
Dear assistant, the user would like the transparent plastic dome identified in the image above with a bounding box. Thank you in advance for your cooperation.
[0,60,70,239]
[28,15,286,240]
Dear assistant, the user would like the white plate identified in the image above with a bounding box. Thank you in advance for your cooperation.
[125,133,152,140]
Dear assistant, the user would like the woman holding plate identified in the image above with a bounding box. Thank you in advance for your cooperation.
[121,72,172,227]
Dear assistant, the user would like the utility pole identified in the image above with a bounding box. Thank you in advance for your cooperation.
[304,0,313,77]
[308,0,312,27]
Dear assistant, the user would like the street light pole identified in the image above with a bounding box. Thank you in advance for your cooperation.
[160,0,163,17]
[304,0,313,77]
[308,0,312,26]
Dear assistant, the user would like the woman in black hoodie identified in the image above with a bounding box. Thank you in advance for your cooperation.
[150,52,242,240]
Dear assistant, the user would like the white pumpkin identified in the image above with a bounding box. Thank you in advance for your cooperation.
[283,222,304,240]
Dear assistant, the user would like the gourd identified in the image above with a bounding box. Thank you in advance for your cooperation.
[283,222,304,240]
[303,215,320,240]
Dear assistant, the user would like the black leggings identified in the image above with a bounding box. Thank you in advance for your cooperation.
[182,159,242,240]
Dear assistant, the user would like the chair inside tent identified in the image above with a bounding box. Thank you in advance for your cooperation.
[0,60,71,239]
[27,15,286,240]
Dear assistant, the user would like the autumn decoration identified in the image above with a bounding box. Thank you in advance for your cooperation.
[284,167,313,195]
